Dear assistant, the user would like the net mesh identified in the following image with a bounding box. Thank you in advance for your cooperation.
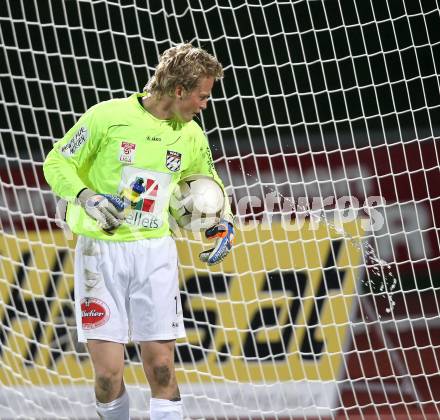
[1,0,440,418]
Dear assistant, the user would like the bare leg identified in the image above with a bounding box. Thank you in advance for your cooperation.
[140,340,180,400]
[87,340,126,403]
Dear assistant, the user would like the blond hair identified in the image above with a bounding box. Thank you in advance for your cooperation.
[144,43,223,97]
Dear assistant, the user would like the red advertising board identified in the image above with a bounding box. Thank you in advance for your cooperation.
[217,139,440,274]
[2,139,439,271]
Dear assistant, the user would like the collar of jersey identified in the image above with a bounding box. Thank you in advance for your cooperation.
[133,93,186,131]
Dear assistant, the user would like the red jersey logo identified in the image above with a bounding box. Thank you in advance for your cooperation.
[119,142,136,163]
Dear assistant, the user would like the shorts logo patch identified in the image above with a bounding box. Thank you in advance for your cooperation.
[61,126,88,156]
[165,150,181,172]
[120,142,136,163]
[81,297,110,330]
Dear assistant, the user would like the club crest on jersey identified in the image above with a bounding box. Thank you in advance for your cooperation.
[166,150,181,172]
[119,141,136,163]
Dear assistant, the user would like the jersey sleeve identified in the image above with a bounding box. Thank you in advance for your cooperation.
[181,128,234,221]
[43,105,106,201]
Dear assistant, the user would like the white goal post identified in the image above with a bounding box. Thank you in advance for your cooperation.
[1,0,440,419]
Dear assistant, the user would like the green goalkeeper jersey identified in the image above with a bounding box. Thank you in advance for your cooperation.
[43,93,231,241]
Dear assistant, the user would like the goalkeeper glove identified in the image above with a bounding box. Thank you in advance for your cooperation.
[77,188,125,234]
[199,218,234,265]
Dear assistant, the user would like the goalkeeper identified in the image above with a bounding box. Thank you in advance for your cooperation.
[43,43,234,420]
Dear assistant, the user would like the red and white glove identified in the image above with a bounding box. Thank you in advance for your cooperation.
[199,218,235,265]
[77,188,125,234]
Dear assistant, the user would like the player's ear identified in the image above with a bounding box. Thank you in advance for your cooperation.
[175,85,184,100]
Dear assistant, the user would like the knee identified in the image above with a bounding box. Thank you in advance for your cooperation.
[145,359,180,399]
[148,362,180,400]
[140,342,177,395]
[94,367,124,399]
[152,363,172,388]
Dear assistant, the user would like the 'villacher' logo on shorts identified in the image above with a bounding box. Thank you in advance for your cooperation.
[81,297,110,330]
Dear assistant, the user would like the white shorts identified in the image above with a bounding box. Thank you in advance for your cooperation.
[74,235,186,343]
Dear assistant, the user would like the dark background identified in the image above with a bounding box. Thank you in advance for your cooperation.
[1,0,440,161]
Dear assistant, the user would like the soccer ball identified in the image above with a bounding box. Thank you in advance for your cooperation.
[169,175,224,232]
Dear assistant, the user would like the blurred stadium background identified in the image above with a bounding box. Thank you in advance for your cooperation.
[1,0,440,419]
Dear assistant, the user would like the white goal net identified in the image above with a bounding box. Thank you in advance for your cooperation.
[1,0,440,419]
